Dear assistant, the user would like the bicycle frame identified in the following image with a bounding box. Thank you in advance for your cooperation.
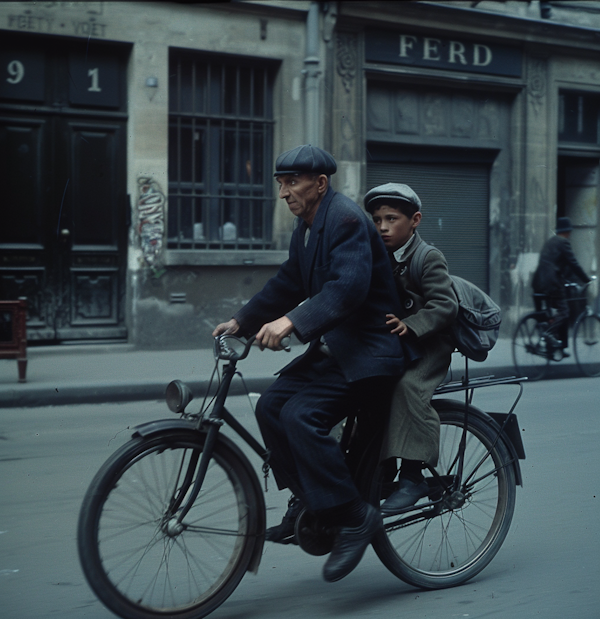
[163,335,524,532]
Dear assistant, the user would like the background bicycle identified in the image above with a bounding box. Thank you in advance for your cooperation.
[512,279,600,380]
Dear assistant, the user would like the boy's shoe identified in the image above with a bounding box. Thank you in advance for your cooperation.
[380,478,430,516]
[265,496,302,544]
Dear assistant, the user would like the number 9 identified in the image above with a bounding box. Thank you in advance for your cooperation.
[7,60,25,85]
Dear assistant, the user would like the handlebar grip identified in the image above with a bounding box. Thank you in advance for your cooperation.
[280,336,291,352]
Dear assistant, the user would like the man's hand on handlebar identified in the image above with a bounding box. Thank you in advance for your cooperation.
[212,318,241,338]
[255,316,294,351]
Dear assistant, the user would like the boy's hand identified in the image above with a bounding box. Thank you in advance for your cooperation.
[386,313,409,337]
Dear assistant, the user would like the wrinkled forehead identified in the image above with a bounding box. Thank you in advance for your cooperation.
[275,173,316,183]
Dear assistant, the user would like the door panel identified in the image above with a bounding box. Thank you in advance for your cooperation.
[0,115,52,336]
[1,117,46,245]
[56,119,126,339]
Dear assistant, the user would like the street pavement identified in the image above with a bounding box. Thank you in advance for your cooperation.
[0,336,581,408]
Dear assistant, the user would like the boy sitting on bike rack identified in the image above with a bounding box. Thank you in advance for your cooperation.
[532,217,592,356]
[365,183,458,516]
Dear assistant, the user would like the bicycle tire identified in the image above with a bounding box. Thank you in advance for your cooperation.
[574,312,600,377]
[78,430,262,619]
[512,313,549,381]
[365,401,517,590]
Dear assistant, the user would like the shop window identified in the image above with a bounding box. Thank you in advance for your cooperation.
[559,92,600,144]
[168,50,275,250]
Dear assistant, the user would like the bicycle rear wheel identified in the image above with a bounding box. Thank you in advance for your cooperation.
[366,403,517,589]
[574,312,600,377]
[78,430,263,619]
[512,314,549,381]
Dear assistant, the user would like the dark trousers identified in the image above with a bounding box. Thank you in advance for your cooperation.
[255,350,393,513]
[536,293,569,347]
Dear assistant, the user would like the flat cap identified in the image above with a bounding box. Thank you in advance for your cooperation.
[274,144,337,177]
[364,182,422,213]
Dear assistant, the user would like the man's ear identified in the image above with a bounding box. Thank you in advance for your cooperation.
[412,211,422,228]
[317,174,329,194]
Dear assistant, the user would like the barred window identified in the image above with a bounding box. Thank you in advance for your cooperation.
[168,50,276,250]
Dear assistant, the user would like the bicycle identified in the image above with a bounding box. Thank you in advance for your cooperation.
[512,279,600,380]
[77,334,526,619]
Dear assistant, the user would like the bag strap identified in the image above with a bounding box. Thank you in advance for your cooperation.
[409,241,439,296]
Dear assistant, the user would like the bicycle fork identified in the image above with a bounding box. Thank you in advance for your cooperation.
[164,361,239,536]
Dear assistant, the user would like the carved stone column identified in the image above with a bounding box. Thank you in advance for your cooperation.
[332,30,362,205]
[523,55,553,254]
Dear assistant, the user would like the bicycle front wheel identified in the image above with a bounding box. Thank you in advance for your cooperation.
[367,403,517,590]
[78,430,262,619]
[574,312,600,377]
[512,314,549,380]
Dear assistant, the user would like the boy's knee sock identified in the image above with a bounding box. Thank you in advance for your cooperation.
[399,459,424,484]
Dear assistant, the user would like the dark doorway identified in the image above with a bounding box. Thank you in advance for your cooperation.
[0,34,129,343]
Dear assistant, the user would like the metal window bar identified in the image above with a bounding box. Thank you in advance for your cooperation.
[168,54,275,250]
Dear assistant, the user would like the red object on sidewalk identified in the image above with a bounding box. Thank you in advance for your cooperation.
[0,298,28,382]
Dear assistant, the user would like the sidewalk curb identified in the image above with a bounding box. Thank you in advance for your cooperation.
[0,376,278,409]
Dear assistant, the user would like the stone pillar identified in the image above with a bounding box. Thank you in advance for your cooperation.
[331,30,362,205]
[523,55,554,255]
[566,164,598,276]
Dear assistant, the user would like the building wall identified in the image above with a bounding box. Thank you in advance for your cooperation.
[2,1,600,348]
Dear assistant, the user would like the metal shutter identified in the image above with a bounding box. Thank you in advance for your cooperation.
[367,162,490,291]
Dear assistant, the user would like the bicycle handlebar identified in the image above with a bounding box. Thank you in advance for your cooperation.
[214,333,291,361]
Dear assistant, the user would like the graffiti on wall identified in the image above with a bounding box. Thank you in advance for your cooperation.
[137,177,165,272]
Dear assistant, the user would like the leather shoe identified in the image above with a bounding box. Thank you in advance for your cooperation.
[265,496,302,544]
[380,478,430,516]
[322,503,382,582]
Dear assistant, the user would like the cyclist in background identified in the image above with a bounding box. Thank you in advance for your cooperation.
[532,217,591,355]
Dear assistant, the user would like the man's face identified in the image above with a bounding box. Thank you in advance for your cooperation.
[371,204,421,251]
[276,173,327,225]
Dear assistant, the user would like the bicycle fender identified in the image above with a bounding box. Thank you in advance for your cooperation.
[131,418,267,574]
[433,400,524,487]
[132,418,197,438]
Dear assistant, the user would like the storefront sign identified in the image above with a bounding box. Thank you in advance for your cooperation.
[365,29,522,78]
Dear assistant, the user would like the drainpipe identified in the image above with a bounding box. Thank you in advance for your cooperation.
[303,2,321,146]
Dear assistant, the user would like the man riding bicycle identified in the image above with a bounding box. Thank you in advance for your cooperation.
[532,217,591,355]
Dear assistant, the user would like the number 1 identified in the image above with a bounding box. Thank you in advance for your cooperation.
[88,68,102,92]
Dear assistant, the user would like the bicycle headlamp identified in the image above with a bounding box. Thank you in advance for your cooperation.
[166,379,194,413]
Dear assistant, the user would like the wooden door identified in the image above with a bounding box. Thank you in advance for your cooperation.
[0,34,129,342]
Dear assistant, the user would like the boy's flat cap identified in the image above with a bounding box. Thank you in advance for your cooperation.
[364,182,422,213]
[274,144,337,176]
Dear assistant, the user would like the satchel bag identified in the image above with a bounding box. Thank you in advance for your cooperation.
[409,242,501,362]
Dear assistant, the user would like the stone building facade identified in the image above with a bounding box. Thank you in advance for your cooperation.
[1,1,599,348]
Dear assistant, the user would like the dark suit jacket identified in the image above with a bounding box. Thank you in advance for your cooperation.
[532,235,590,296]
[234,186,405,382]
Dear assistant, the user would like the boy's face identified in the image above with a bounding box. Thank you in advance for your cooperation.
[371,204,422,251]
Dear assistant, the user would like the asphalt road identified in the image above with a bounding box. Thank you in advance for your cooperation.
[1,378,599,619]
